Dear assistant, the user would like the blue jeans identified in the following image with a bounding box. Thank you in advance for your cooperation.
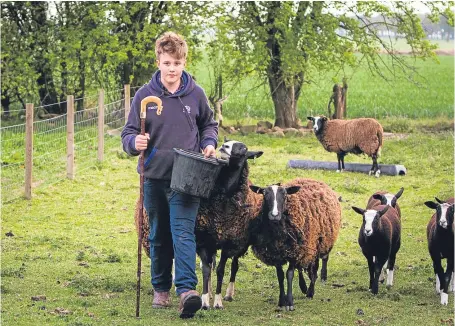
[143,178,200,296]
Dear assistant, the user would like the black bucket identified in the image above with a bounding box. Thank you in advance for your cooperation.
[170,148,229,199]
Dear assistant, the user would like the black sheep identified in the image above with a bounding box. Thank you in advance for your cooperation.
[352,204,401,294]
[424,197,454,305]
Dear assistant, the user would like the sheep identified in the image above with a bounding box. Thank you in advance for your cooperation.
[366,187,404,283]
[352,204,401,294]
[424,197,454,305]
[249,178,341,310]
[307,115,383,177]
[134,139,264,310]
[367,187,404,219]
[197,140,264,310]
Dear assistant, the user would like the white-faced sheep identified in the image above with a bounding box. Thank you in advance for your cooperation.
[367,187,404,219]
[134,139,264,310]
[424,197,454,305]
[249,178,341,311]
[307,115,383,177]
[352,204,401,294]
[365,187,404,283]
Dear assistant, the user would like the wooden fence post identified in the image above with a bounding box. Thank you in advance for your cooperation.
[67,95,75,179]
[124,84,130,121]
[97,89,105,162]
[24,103,34,199]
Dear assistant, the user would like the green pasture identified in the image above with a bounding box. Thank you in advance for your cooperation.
[190,54,454,121]
[2,129,454,325]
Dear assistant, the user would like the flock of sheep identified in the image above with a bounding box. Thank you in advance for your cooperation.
[135,115,454,311]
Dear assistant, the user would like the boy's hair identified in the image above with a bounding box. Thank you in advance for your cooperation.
[155,32,188,60]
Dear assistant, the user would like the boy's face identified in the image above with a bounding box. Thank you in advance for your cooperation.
[157,52,186,88]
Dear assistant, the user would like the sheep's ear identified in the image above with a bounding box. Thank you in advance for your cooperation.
[372,194,383,201]
[395,187,404,199]
[247,151,263,160]
[307,116,314,121]
[352,206,365,216]
[285,186,301,195]
[321,116,328,121]
[249,185,264,194]
[378,205,389,216]
[435,197,445,204]
[425,201,438,209]
[224,136,229,143]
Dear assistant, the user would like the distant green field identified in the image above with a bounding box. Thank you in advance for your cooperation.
[190,53,454,121]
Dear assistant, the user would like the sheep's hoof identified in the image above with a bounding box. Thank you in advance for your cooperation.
[285,305,295,311]
[375,170,381,178]
[223,296,233,302]
[201,305,210,310]
[336,169,341,173]
[441,292,449,305]
[368,170,373,176]
[214,304,224,310]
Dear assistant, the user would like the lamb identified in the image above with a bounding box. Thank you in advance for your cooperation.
[134,139,264,310]
[366,187,404,283]
[249,178,341,310]
[307,115,383,177]
[352,204,401,294]
[424,197,454,305]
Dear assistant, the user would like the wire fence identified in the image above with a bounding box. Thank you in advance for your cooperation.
[1,85,139,203]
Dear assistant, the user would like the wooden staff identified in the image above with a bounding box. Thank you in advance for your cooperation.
[136,96,163,318]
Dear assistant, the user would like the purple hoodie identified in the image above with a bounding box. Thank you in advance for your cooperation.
[121,70,218,180]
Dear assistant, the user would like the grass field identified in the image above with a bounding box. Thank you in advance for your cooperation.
[2,129,454,325]
[190,53,454,121]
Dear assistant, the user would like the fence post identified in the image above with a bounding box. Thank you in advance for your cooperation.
[97,89,105,162]
[24,103,34,200]
[67,95,75,179]
[124,84,130,121]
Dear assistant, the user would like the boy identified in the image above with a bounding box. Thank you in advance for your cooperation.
[121,31,218,318]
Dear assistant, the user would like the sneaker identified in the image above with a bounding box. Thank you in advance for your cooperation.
[178,290,202,319]
[152,291,171,308]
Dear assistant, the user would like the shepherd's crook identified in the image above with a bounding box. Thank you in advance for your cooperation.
[136,96,163,318]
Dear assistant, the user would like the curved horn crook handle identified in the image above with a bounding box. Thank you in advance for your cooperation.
[140,96,163,117]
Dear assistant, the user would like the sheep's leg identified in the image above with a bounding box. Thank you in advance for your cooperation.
[214,250,229,309]
[433,258,446,297]
[441,259,454,305]
[285,263,295,311]
[320,254,329,282]
[336,153,345,172]
[298,268,307,294]
[275,265,286,310]
[371,154,380,177]
[372,256,387,295]
[386,255,396,288]
[367,256,375,291]
[224,256,239,302]
[199,249,213,310]
[306,259,319,298]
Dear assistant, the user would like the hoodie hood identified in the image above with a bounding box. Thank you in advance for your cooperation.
[148,70,195,98]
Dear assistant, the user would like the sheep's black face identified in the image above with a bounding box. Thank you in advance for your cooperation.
[263,186,287,221]
[425,199,454,231]
[436,203,454,230]
[362,210,380,237]
[307,116,327,134]
[219,140,248,161]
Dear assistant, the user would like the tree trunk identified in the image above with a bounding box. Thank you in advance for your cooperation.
[1,89,11,117]
[268,74,300,128]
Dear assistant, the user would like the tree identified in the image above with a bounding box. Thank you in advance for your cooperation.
[215,1,454,127]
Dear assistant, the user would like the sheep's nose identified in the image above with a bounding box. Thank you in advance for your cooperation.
[440,221,448,229]
[364,229,372,236]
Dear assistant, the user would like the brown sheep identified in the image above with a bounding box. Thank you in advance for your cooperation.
[307,115,383,177]
[249,178,341,310]
[366,187,404,219]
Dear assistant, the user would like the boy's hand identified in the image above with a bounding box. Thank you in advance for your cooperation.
[203,145,216,158]
[135,133,150,151]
